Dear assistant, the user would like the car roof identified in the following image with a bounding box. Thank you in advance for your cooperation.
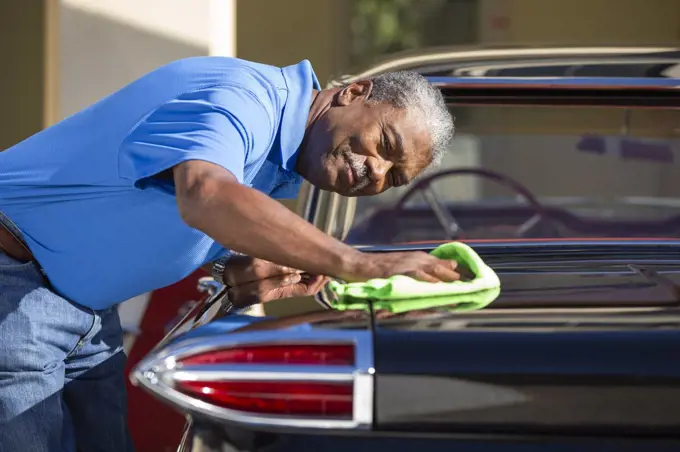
[427,76,680,89]
[329,46,680,88]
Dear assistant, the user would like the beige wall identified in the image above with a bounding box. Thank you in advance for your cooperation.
[61,0,213,48]
[236,0,351,86]
[480,0,680,45]
[510,0,680,45]
[59,0,211,119]
[0,2,46,150]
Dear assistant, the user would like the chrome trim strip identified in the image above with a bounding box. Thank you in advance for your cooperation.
[333,47,679,83]
[170,366,355,382]
[324,192,341,235]
[197,277,223,296]
[176,419,192,452]
[131,329,374,431]
[340,196,357,241]
[148,330,373,370]
[455,58,680,77]
[353,373,374,425]
[299,181,317,223]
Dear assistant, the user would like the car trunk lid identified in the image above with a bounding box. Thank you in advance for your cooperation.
[370,242,680,437]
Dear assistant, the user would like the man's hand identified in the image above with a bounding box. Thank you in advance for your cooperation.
[221,255,300,287]
[344,251,468,283]
[228,273,330,308]
[219,255,329,308]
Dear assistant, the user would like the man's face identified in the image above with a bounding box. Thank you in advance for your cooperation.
[299,81,433,197]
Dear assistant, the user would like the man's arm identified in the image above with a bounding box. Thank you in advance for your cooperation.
[175,160,364,280]
[124,84,459,284]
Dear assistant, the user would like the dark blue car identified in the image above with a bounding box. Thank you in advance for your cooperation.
[131,46,680,452]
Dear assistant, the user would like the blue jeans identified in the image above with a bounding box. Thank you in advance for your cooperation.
[0,223,133,450]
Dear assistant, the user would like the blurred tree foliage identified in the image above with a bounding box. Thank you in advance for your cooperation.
[350,0,448,68]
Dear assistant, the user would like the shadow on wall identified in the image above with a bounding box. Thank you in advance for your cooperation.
[0,3,45,150]
[60,5,207,119]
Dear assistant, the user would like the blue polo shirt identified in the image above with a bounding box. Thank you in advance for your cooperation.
[0,57,320,309]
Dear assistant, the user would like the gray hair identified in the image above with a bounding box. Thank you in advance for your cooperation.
[366,71,454,166]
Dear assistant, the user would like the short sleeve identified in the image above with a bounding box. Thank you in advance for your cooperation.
[118,85,275,186]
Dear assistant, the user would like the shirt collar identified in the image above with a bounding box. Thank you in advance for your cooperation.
[269,60,321,172]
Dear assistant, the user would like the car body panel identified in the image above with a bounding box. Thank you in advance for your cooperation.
[373,330,680,435]
[134,241,680,451]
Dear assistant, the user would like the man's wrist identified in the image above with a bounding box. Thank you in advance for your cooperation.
[333,246,364,282]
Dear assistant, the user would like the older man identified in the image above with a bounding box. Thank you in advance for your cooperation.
[0,56,456,451]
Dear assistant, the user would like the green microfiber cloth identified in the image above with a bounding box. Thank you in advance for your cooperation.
[331,287,501,313]
[329,242,501,308]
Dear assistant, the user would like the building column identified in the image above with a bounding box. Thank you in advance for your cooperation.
[44,0,61,127]
[209,0,237,57]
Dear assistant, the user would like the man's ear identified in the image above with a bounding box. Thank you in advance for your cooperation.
[336,80,372,106]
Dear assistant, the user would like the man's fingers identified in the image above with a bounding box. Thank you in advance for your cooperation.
[252,260,301,280]
[228,273,301,305]
[300,274,329,290]
[409,270,440,283]
[404,259,462,283]
[277,282,318,299]
[313,275,332,291]
[228,273,329,307]
[277,274,330,299]
[305,275,331,295]
[226,258,301,286]
[439,258,475,281]
[457,266,475,281]
[432,261,461,282]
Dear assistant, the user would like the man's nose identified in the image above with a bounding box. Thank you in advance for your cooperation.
[366,157,392,182]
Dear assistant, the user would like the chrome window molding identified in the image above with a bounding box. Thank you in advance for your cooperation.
[296,183,356,240]
[131,329,375,431]
[330,46,680,83]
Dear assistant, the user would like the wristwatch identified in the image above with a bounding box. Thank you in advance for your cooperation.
[211,256,230,285]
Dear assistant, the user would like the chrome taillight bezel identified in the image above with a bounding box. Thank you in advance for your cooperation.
[130,329,374,430]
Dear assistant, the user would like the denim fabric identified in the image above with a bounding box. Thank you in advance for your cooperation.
[0,231,133,451]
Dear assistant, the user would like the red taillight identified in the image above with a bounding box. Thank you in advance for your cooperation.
[132,334,374,428]
[178,344,355,367]
[172,343,356,417]
[174,380,353,416]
